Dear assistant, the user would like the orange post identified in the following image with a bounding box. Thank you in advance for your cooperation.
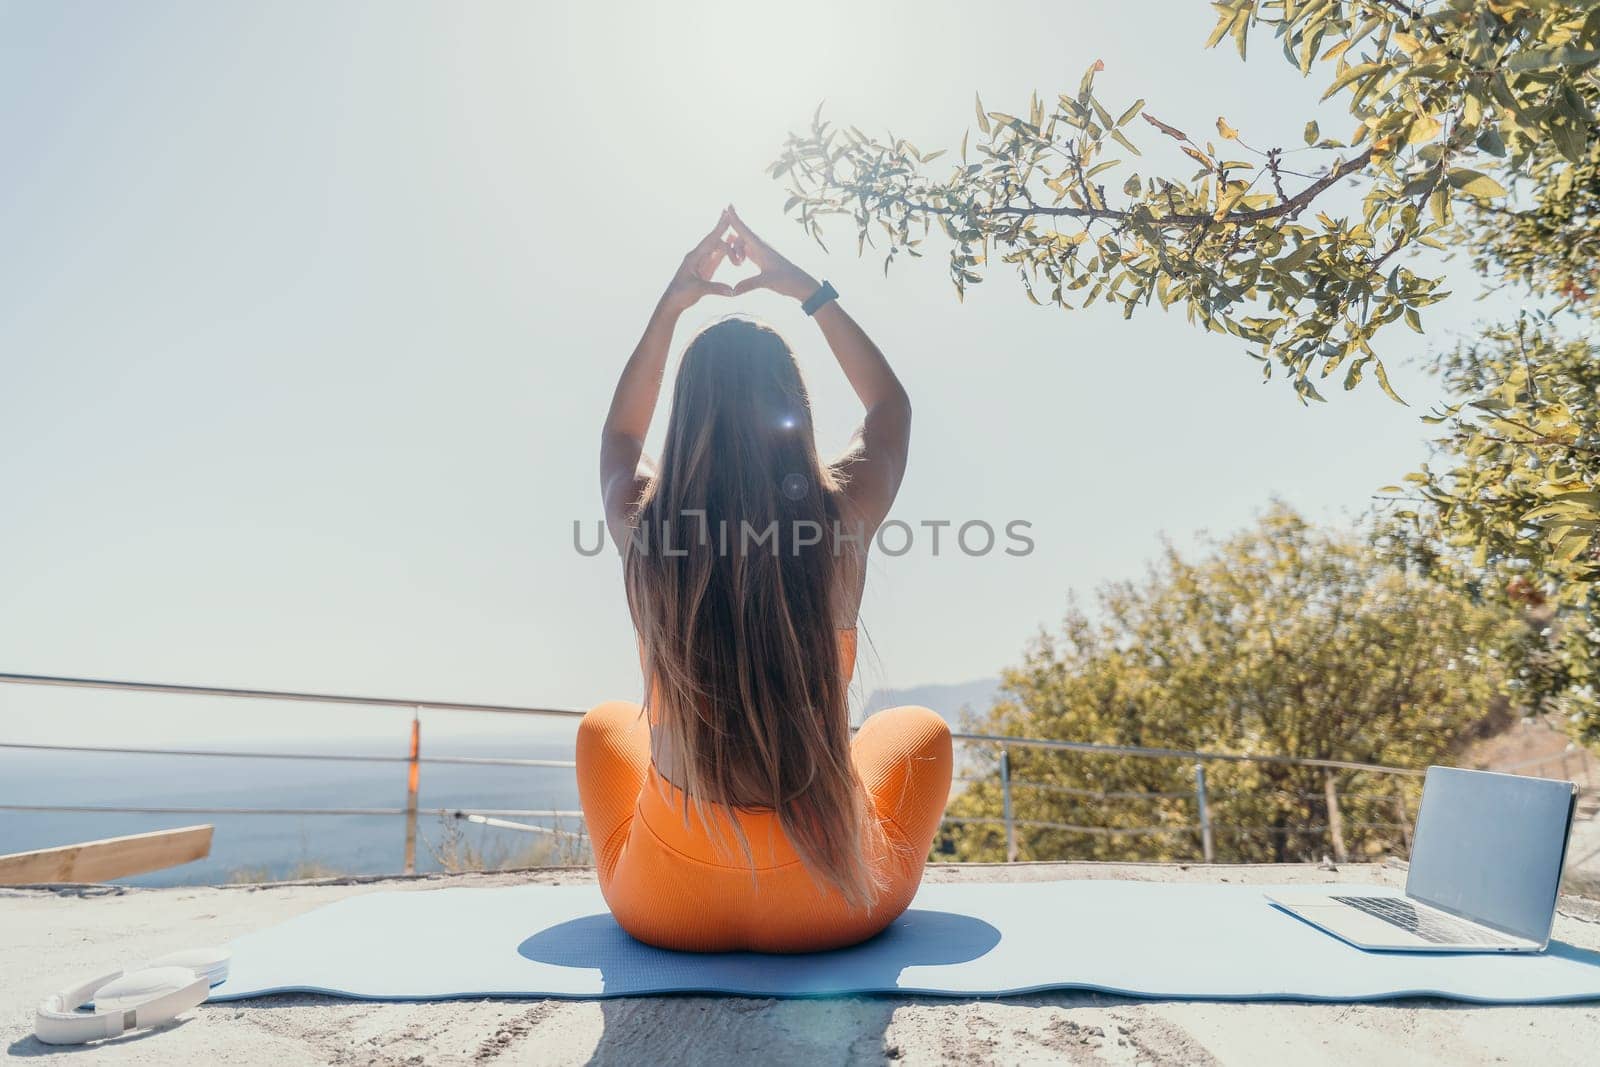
[404,712,421,874]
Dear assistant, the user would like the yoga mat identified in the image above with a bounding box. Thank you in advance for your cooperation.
[207,880,1600,1004]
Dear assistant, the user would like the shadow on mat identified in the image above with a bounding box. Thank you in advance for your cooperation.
[1545,940,1600,969]
[517,908,1002,995]
[519,909,1001,1064]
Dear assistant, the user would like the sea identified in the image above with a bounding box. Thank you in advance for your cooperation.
[0,722,584,887]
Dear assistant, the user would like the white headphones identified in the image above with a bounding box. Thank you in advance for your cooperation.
[33,947,230,1046]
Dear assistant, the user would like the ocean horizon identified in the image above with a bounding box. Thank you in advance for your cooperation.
[0,725,584,886]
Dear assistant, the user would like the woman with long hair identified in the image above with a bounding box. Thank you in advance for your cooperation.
[579,206,951,953]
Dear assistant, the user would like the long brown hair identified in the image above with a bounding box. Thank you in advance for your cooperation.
[622,317,884,906]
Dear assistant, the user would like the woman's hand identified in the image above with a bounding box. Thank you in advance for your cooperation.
[661,210,737,315]
[725,205,821,303]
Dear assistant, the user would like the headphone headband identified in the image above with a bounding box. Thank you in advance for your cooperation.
[33,950,227,1046]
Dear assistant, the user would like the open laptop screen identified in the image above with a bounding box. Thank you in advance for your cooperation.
[1406,766,1576,943]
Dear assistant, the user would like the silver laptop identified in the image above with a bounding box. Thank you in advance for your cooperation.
[1266,766,1578,953]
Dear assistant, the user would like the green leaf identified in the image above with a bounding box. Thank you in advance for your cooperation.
[1203,8,1233,50]
[1475,129,1506,157]
[1504,47,1600,72]
[1343,358,1365,390]
[1447,170,1508,199]
[1427,186,1451,226]
[1303,120,1319,145]
[1374,361,1407,406]
[1078,59,1104,101]
[1407,113,1441,145]
[1321,62,1382,102]
[975,93,990,135]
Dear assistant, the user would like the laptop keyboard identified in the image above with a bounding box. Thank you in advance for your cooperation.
[1330,896,1519,947]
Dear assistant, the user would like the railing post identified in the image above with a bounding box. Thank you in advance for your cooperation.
[1194,763,1214,863]
[1323,768,1348,864]
[403,711,421,874]
[1000,746,1016,863]
[1393,791,1412,855]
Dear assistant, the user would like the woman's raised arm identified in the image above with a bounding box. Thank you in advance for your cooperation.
[600,212,735,542]
[725,206,911,532]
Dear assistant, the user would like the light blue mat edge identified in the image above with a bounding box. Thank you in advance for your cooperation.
[207,978,1600,1006]
[206,880,1600,1005]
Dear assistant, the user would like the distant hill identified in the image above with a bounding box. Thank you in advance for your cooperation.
[859,678,1003,730]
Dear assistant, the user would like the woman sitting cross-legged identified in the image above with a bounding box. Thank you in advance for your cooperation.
[579,205,952,953]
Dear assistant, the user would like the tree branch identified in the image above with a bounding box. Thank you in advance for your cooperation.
[879,148,1376,229]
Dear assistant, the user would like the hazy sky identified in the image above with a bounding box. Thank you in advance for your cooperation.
[0,1,1520,747]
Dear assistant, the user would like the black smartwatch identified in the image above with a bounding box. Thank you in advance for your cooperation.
[801,280,839,316]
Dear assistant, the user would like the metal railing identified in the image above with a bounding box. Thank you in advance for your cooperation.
[0,671,581,719]
[2,669,1589,873]
[1,740,573,769]
[1491,746,1598,788]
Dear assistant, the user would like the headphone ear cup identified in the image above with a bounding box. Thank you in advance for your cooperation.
[92,967,203,1012]
[35,967,208,1046]
[33,945,226,1046]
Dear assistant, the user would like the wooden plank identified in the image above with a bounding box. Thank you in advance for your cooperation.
[1323,771,1348,865]
[0,824,213,885]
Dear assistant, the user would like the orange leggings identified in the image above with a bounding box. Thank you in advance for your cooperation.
[576,701,953,953]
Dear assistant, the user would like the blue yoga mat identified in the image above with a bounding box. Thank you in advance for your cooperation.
[207,880,1600,1003]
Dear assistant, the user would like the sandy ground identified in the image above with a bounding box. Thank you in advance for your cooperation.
[4,861,1600,1066]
